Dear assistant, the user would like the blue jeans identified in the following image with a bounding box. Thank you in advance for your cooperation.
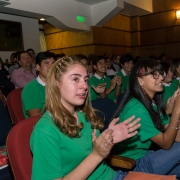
[113,142,180,180]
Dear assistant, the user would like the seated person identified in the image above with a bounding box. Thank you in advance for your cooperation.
[106,56,117,76]
[75,54,88,70]
[0,71,15,97]
[30,56,141,180]
[27,48,36,68]
[21,51,55,118]
[161,62,179,104]
[89,55,121,101]
[112,55,121,72]
[11,51,37,88]
[8,52,20,75]
[116,53,134,93]
[113,59,180,178]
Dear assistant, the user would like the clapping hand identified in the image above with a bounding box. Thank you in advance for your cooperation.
[92,83,106,94]
[92,129,114,159]
[108,116,141,144]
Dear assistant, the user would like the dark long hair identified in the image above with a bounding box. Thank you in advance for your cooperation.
[113,59,166,132]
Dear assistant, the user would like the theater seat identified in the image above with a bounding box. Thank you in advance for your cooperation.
[7,88,25,124]
[6,115,40,180]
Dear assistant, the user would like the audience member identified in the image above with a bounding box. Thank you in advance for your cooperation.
[112,55,121,72]
[75,54,88,70]
[89,55,121,101]
[30,56,140,180]
[27,48,36,67]
[161,62,178,104]
[8,52,20,75]
[171,58,180,81]
[159,53,167,63]
[0,71,15,97]
[22,51,55,118]
[55,53,66,60]
[113,59,180,178]
[11,51,37,88]
[116,53,134,93]
[87,54,95,77]
[0,58,10,79]
[106,56,117,76]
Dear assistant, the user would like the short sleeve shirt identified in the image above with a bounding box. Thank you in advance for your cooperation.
[113,98,169,160]
[30,111,116,180]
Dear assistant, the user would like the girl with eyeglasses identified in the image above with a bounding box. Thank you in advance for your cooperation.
[112,59,180,178]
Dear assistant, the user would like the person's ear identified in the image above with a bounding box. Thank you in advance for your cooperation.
[36,64,40,72]
[138,77,144,86]
[93,65,97,70]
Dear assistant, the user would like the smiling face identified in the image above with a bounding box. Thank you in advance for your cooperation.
[93,59,107,76]
[36,57,55,82]
[121,61,134,74]
[57,64,89,112]
[138,69,164,99]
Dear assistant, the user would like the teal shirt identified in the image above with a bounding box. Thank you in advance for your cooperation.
[116,70,129,93]
[30,111,116,180]
[22,79,45,118]
[89,75,116,101]
[113,98,169,160]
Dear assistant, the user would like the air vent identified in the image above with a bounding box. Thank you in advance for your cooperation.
[0,0,11,6]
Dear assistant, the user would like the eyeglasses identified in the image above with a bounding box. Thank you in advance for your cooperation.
[142,71,164,79]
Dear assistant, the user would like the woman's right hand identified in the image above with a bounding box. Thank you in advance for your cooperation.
[91,129,114,159]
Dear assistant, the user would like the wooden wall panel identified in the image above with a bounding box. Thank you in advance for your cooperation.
[94,45,131,56]
[43,23,62,34]
[92,26,131,46]
[153,0,180,13]
[140,11,179,31]
[49,45,95,56]
[45,31,93,50]
[134,42,180,58]
[104,14,130,31]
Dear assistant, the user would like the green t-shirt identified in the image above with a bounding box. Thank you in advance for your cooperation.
[113,98,169,160]
[30,111,116,180]
[88,75,116,101]
[163,79,178,105]
[21,79,45,118]
[116,70,129,93]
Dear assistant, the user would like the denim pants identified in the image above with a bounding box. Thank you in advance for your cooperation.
[113,142,180,180]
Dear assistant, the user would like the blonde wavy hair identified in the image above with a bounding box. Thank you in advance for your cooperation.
[44,56,103,138]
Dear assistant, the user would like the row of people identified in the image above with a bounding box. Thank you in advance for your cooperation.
[30,57,180,179]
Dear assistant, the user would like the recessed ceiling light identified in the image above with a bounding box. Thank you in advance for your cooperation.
[39,18,46,21]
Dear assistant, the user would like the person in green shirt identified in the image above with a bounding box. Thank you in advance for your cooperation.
[116,53,134,93]
[22,51,55,118]
[113,59,180,178]
[160,62,179,105]
[30,56,141,180]
[89,55,122,101]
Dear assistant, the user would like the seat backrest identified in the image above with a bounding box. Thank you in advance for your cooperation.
[91,98,117,131]
[6,115,40,180]
[7,88,25,124]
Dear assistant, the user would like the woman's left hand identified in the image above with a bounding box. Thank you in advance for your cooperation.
[108,116,141,144]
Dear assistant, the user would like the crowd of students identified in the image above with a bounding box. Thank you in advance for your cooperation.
[1,50,180,179]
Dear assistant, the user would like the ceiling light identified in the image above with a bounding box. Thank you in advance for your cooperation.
[176,10,180,19]
[39,18,46,21]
